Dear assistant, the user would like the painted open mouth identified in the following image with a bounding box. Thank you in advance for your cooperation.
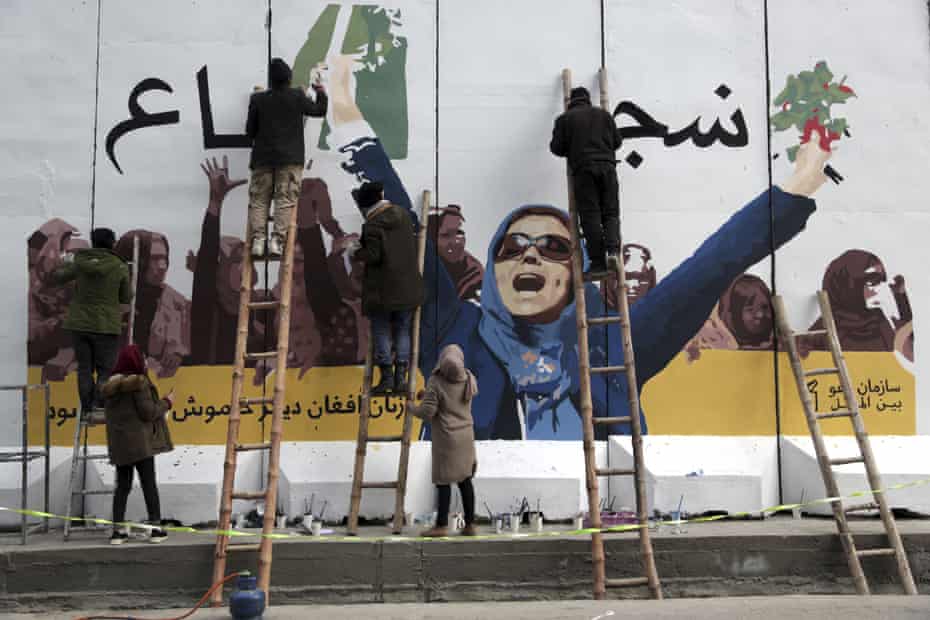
[513,273,545,293]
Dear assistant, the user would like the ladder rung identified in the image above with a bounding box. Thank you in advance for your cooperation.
[845,502,879,513]
[235,443,271,452]
[605,577,650,588]
[256,254,282,263]
[591,365,626,375]
[248,300,280,311]
[593,416,632,425]
[830,456,864,466]
[587,316,623,326]
[795,329,827,338]
[75,453,110,461]
[244,351,277,361]
[595,468,635,477]
[367,435,403,443]
[361,481,398,489]
[856,548,896,557]
[817,410,854,420]
[231,491,267,501]
[241,396,273,406]
[804,367,839,377]
[73,489,113,496]
[227,544,262,553]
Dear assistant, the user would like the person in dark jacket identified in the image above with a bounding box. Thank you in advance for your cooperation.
[50,228,130,412]
[101,345,175,545]
[549,86,623,274]
[351,181,424,394]
[245,57,328,258]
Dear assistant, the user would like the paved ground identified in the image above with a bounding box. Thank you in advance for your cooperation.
[14,596,930,619]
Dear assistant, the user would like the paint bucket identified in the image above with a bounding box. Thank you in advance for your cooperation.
[494,518,503,534]
[509,514,520,534]
[276,515,286,529]
[791,506,802,520]
[405,512,413,528]
[302,514,313,532]
[311,521,322,536]
[670,510,685,534]
[534,514,543,532]
[573,515,584,530]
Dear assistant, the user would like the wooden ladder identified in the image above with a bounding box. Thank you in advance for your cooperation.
[561,68,662,600]
[347,190,430,535]
[210,194,299,604]
[773,290,917,595]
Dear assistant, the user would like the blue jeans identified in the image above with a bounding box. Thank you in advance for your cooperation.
[370,310,413,365]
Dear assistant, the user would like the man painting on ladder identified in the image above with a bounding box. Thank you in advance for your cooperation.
[549,86,624,276]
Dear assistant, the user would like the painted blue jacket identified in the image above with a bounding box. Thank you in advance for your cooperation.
[341,131,816,440]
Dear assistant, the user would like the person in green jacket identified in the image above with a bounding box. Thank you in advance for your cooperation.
[50,228,131,412]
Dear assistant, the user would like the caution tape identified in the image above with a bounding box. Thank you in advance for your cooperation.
[1,477,928,543]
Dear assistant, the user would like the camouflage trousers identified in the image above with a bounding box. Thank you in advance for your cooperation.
[247,164,303,240]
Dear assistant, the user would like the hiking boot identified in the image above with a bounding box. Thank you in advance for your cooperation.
[461,524,479,537]
[267,234,284,258]
[251,237,266,258]
[606,252,621,272]
[584,260,608,279]
[393,362,409,394]
[148,527,168,544]
[420,526,448,538]
[110,529,129,545]
[371,364,394,395]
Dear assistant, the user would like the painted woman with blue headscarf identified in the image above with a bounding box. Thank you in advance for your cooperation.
[324,54,832,441]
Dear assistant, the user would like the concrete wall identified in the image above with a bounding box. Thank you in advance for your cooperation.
[3,1,930,525]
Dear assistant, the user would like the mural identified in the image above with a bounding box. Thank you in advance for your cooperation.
[19,1,924,444]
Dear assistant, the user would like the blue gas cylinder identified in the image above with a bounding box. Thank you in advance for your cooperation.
[229,573,265,620]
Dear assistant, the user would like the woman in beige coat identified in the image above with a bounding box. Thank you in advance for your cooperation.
[100,345,175,545]
[408,344,478,537]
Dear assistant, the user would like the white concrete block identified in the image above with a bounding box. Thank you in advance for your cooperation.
[782,436,930,516]
[0,447,70,528]
[608,436,778,516]
[278,440,605,522]
[80,446,264,526]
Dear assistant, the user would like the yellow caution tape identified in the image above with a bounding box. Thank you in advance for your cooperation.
[2,477,928,543]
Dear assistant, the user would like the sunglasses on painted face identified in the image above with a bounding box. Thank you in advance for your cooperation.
[495,232,573,263]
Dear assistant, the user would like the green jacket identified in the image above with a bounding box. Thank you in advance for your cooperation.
[51,248,130,335]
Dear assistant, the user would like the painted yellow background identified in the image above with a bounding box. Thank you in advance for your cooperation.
[28,349,913,445]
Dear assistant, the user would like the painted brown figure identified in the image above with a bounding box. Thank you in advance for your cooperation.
[27,219,89,381]
[188,156,268,366]
[115,230,190,378]
[805,249,912,353]
[426,205,484,302]
[601,243,657,311]
[685,273,773,362]
[296,177,369,367]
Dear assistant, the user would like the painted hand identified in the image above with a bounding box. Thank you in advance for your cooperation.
[201,155,246,207]
[780,139,831,197]
[323,54,364,127]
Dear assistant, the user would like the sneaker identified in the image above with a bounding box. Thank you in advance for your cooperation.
[461,524,479,537]
[267,234,284,257]
[148,527,168,544]
[110,529,129,545]
[420,526,448,538]
[251,237,266,258]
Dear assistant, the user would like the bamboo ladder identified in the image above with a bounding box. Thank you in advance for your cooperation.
[773,291,916,595]
[347,190,430,535]
[210,187,299,604]
[561,68,661,600]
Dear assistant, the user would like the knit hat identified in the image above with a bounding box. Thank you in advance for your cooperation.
[569,86,591,103]
[269,58,292,89]
[352,181,384,211]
